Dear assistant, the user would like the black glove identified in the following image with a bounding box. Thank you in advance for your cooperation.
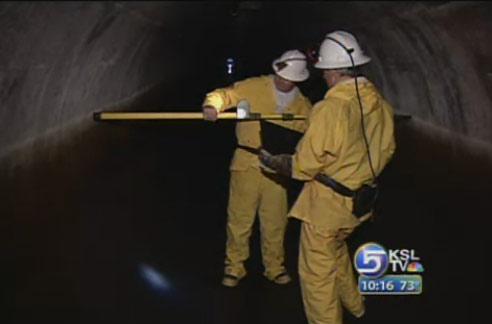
[259,149,292,177]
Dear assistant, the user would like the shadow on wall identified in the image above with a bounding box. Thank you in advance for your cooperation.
[0,70,231,173]
[391,116,492,189]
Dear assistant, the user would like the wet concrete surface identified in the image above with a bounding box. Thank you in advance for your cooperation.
[3,113,492,324]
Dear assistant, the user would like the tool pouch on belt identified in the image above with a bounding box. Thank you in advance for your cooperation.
[315,173,378,218]
[352,183,379,218]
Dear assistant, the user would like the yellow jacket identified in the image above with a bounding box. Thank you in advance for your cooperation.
[290,77,396,228]
[203,75,312,171]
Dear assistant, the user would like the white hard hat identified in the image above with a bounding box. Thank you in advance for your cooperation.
[314,31,371,69]
[272,49,310,82]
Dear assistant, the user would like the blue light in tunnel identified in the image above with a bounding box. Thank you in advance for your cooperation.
[139,263,171,292]
[226,58,234,75]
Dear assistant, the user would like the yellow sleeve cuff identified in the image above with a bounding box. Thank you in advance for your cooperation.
[203,92,226,113]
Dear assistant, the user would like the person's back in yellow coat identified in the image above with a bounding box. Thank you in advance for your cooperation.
[202,50,312,287]
[259,31,396,323]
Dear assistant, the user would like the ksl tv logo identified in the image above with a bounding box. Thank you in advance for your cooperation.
[354,242,424,278]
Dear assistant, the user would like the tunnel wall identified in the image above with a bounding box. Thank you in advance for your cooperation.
[1,1,492,168]
[363,2,492,145]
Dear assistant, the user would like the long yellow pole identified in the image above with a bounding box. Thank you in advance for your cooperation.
[93,111,411,122]
[93,112,307,121]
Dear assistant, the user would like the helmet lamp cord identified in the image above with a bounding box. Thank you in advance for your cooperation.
[325,37,378,185]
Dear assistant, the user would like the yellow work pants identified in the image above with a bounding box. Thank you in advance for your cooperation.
[225,168,288,280]
[299,222,364,324]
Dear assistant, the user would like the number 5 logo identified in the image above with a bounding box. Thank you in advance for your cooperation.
[354,243,388,278]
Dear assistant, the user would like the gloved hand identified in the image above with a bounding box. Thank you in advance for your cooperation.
[259,149,292,177]
[259,149,278,174]
[202,106,218,121]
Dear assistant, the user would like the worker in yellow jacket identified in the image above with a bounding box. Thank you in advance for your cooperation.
[202,50,312,287]
[260,31,396,323]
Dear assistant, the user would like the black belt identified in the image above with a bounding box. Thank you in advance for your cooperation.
[314,173,356,198]
[237,145,261,155]
[237,144,357,198]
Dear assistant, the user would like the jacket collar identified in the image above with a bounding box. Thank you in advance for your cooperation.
[324,76,370,99]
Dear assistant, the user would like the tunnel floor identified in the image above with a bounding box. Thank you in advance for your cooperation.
[4,116,491,324]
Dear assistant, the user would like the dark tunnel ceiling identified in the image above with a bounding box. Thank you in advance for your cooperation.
[115,1,453,46]
[116,1,450,25]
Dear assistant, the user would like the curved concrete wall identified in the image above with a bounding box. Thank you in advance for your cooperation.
[364,2,492,144]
